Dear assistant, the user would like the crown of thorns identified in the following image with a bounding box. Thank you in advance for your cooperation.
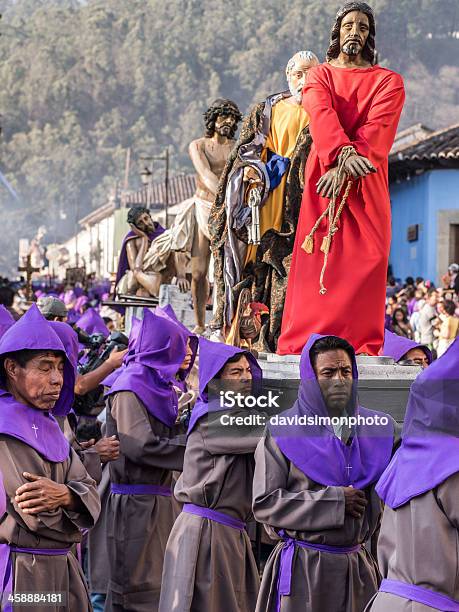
[203,99,242,123]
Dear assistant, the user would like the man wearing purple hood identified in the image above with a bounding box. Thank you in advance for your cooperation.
[381,329,432,369]
[253,334,398,612]
[0,305,101,611]
[159,338,264,612]
[48,321,120,484]
[369,339,459,611]
[104,309,197,612]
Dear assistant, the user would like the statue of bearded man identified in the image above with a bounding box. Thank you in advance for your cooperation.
[188,99,242,334]
[209,51,319,352]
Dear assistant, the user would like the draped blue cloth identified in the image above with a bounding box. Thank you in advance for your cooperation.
[266,150,290,191]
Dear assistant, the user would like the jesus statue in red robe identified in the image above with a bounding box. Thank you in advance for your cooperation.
[278,1,405,356]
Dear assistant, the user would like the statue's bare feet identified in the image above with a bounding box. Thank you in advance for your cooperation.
[192,325,206,335]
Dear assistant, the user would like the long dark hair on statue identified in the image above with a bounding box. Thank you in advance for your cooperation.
[203,99,242,139]
[326,2,376,65]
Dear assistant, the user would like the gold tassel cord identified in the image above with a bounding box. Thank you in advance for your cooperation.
[301,146,356,294]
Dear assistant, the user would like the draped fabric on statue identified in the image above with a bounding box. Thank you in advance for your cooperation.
[278,64,405,356]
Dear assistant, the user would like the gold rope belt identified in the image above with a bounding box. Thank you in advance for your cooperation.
[301,146,356,294]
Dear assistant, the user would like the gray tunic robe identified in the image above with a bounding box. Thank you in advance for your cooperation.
[253,430,384,612]
[0,436,101,612]
[105,391,185,612]
[159,409,262,612]
[367,471,459,611]
[87,463,110,595]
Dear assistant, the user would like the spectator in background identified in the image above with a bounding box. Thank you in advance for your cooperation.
[102,317,115,332]
[437,300,459,357]
[386,276,398,298]
[392,307,414,340]
[37,296,68,322]
[418,289,439,350]
[441,262,458,290]
[0,284,20,320]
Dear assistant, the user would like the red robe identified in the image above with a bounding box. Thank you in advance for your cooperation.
[278,63,405,355]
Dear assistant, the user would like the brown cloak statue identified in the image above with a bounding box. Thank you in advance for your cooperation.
[209,92,312,352]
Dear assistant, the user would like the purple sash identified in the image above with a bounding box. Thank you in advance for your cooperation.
[276,531,361,612]
[182,503,246,530]
[0,544,70,612]
[110,483,171,496]
[379,578,459,611]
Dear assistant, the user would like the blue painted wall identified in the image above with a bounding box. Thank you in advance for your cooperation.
[389,169,459,282]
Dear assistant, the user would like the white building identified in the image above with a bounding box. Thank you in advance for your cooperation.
[50,174,196,280]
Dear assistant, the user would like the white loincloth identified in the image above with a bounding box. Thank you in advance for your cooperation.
[193,196,213,241]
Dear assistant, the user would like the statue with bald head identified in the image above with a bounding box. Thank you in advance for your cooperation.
[209,50,319,351]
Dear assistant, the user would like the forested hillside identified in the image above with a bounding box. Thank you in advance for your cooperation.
[0,0,458,273]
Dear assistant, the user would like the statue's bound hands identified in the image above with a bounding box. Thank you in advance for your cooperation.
[344,154,376,178]
[317,155,376,198]
[316,167,346,198]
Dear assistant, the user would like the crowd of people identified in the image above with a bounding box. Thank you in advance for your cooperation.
[0,274,456,612]
[385,264,459,358]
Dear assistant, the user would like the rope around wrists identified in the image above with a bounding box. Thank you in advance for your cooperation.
[301,145,356,294]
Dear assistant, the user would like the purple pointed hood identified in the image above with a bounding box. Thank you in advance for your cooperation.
[74,295,89,314]
[0,305,14,340]
[102,317,142,389]
[63,290,76,306]
[187,338,262,435]
[0,305,70,461]
[270,334,395,489]
[154,305,198,382]
[382,329,432,364]
[376,338,459,508]
[0,471,5,517]
[107,309,191,427]
[76,308,109,338]
[47,321,79,416]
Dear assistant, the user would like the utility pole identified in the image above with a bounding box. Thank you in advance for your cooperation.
[139,148,171,227]
[165,147,170,228]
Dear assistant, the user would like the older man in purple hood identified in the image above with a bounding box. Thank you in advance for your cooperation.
[0,305,100,611]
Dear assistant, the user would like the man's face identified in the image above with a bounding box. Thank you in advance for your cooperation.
[135,211,154,234]
[214,113,237,138]
[220,355,253,394]
[340,10,370,57]
[178,339,193,372]
[313,349,353,414]
[5,352,65,411]
[287,57,318,102]
[402,348,430,369]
